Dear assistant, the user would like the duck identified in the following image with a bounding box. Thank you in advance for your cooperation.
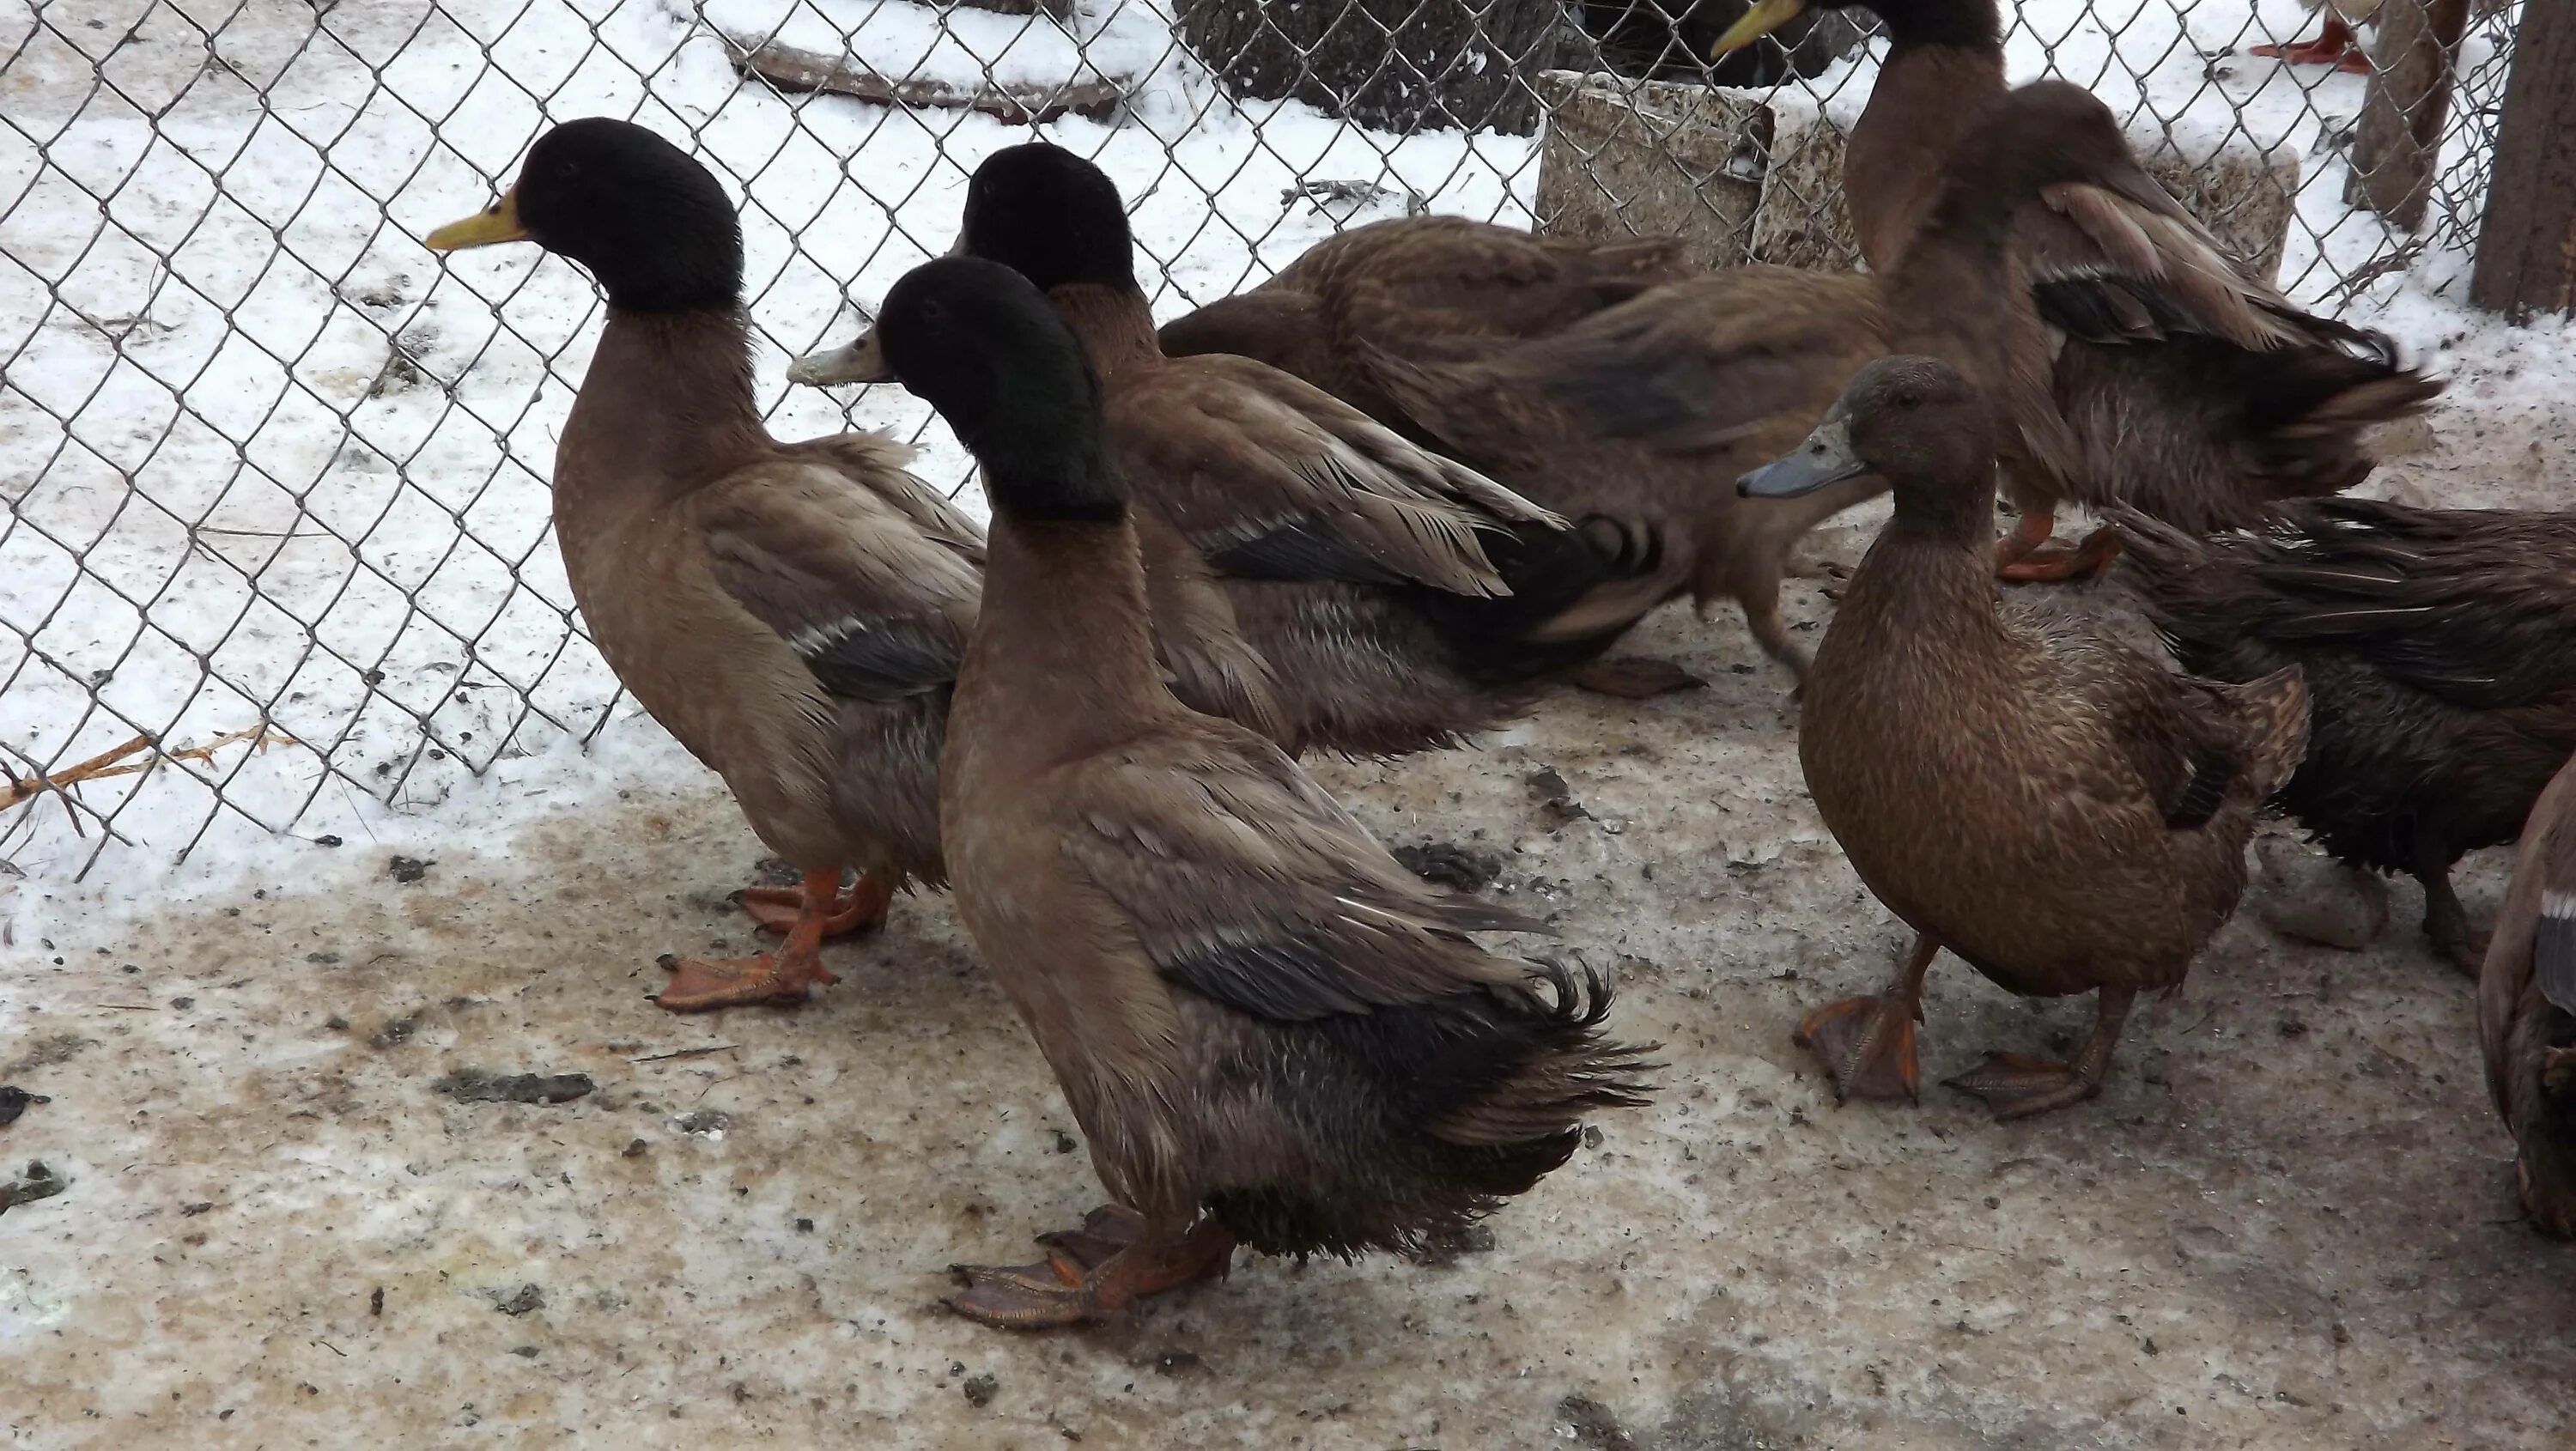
[1156,215,1695,441]
[2250,0,2379,73]
[792,144,1682,745]
[420,118,1294,1012]
[880,253,1652,1327]
[2479,750,2576,1237]
[2117,498,2576,974]
[1741,355,2306,1118]
[1709,0,2442,582]
[1359,81,2246,679]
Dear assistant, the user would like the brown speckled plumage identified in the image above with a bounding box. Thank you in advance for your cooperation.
[1756,355,2305,1119]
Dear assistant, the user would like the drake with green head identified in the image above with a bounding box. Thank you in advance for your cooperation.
[426,118,982,1013]
[883,254,1651,1327]
[796,143,1685,749]
[1741,355,2307,1119]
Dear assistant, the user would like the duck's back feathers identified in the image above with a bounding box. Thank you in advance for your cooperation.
[696,448,982,703]
[1109,353,1558,598]
[2005,180,2441,529]
[1061,726,1649,1255]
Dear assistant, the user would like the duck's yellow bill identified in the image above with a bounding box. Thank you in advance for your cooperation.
[425,190,527,251]
[1709,0,1810,58]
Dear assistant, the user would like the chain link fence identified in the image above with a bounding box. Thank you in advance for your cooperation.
[0,0,2524,876]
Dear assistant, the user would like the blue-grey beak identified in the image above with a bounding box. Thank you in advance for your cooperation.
[787,314,891,386]
[1739,415,1868,498]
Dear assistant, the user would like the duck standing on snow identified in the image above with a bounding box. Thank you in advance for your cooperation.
[1709,0,2440,582]
[424,118,981,1012]
[880,254,1651,1327]
[2480,751,2576,1238]
[793,143,1682,751]
[420,120,1287,1012]
[1741,356,2306,1119]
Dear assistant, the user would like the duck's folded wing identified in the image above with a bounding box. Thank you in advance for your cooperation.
[1062,732,1541,1023]
[2017,180,2300,351]
[696,461,983,702]
[1110,355,1561,598]
[1325,222,1693,346]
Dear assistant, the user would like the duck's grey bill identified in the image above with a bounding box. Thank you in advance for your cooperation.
[1738,416,1863,499]
[787,327,892,386]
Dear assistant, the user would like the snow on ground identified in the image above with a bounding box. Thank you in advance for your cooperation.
[2,1,2573,1444]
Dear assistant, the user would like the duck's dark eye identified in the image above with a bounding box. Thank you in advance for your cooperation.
[1895,390,1923,410]
[554,158,580,180]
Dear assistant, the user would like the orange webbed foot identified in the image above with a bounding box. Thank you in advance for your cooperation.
[739,871,893,938]
[1944,1051,2101,1120]
[944,1212,1234,1331]
[1996,526,2120,585]
[655,950,838,1012]
[1795,994,1922,1104]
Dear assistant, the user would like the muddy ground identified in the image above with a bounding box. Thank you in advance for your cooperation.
[4,374,2573,1448]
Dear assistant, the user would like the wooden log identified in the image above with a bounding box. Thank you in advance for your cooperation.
[721,33,1123,126]
[2470,1,2576,315]
[2346,0,2470,229]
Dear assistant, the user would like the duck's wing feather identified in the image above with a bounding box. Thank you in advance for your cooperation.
[1110,355,1560,598]
[696,446,984,703]
[1061,728,1542,1023]
[2017,180,2300,352]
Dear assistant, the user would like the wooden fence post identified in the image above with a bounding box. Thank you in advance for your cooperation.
[2470,1,2576,316]
[2347,0,2470,229]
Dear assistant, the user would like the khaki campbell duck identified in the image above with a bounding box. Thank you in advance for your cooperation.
[425,118,981,1012]
[793,143,1680,751]
[2480,750,2576,1237]
[422,120,1289,1010]
[2119,500,2576,974]
[1157,215,1695,442]
[884,255,1650,1327]
[1710,0,2440,582]
[1741,356,2306,1119]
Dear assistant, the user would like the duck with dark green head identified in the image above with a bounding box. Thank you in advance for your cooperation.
[1710,0,2439,584]
[425,117,985,1014]
[1742,354,2308,1120]
[880,254,1652,1328]
[795,142,1690,748]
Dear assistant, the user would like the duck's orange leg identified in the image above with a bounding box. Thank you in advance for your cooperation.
[1996,504,2120,584]
[1947,986,2138,1120]
[945,1210,1236,1330]
[2251,16,2372,74]
[658,866,846,1012]
[739,871,894,938]
[1795,932,1938,1105]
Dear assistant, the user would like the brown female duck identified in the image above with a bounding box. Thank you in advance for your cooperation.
[1364,81,2240,678]
[1741,356,2306,1118]
[2119,499,2576,973]
[884,255,1649,1327]
[1157,215,1694,439]
[1711,0,2440,581]
[2479,750,2576,1237]
[795,145,1679,753]
[422,120,1291,1011]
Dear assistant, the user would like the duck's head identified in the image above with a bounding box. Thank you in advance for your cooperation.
[1738,354,1993,534]
[955,142,1138,294]
[1937,82,2155,213]
[1709,0,1998,58]
[786,143,1135,390]
[877,257,1122,521]
[424,118,742,313]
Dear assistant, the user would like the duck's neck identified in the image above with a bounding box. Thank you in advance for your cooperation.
[963,505,1175,768]
[1834,502,2011,668]
[556,307,771,514]
[1045,282,1164,384]
[1848,9,2008,268]
[1879,181,2023,366]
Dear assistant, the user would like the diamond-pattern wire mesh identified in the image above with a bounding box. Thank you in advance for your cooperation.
[0,0,2521,877]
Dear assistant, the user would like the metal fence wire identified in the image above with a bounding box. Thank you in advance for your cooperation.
[0,0,2525,875]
